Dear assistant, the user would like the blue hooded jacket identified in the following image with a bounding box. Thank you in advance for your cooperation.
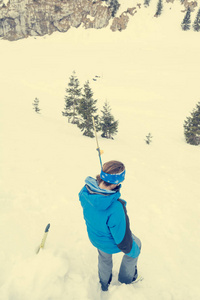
[78,177,140,258]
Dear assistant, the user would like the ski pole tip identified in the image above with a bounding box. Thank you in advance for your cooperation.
[45,223,50,232]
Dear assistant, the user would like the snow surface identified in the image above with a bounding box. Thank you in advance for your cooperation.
[1,1,200,300]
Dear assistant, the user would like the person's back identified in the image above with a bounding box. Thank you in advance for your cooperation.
[79,160,141,291]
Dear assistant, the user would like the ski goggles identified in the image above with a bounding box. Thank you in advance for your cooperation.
[100,169,126,184]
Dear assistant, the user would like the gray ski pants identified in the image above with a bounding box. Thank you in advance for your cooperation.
[98,234,141,290]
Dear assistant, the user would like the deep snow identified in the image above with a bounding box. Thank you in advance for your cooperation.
[1,1,200,299]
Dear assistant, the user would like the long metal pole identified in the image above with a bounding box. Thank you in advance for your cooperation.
[92,117,103,168]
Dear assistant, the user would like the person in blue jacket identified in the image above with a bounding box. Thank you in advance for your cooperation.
[78,160,141,291]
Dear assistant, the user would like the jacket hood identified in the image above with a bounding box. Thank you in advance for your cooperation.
[80,176,121,211]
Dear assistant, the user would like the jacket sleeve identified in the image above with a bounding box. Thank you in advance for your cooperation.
[107,199,140,258]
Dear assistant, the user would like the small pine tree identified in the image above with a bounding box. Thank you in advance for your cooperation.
[155,0,163,17]
[32,97,41,113]
[181,8,191,31]
[109,0,120,17]
[144,0,151,7]
[193,8,200,32]
[62,71,82,124]
[184,102,200,145]
[78,81,98,138]
[102,0,120,17]
[145,133,153,145]
[100,101,118,139]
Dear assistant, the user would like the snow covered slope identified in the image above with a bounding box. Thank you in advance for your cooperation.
[0,1,200,299]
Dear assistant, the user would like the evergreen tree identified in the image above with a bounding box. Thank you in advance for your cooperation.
[32,97,41,113]
[109,0,120,17]
[78,81,98,138]
[155,0,163,17]
[184,102,200,145]
[144,0,151,7]
[100,101,118,139]
[102,0,120,17]
[193,8,200,32]
[100,101,119,139]
[181,8,191,31]
[62,71,82,124]
[145,133,153,145]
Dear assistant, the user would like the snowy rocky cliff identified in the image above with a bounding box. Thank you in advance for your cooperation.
[0,0,198,41]
[0,0,128,41]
